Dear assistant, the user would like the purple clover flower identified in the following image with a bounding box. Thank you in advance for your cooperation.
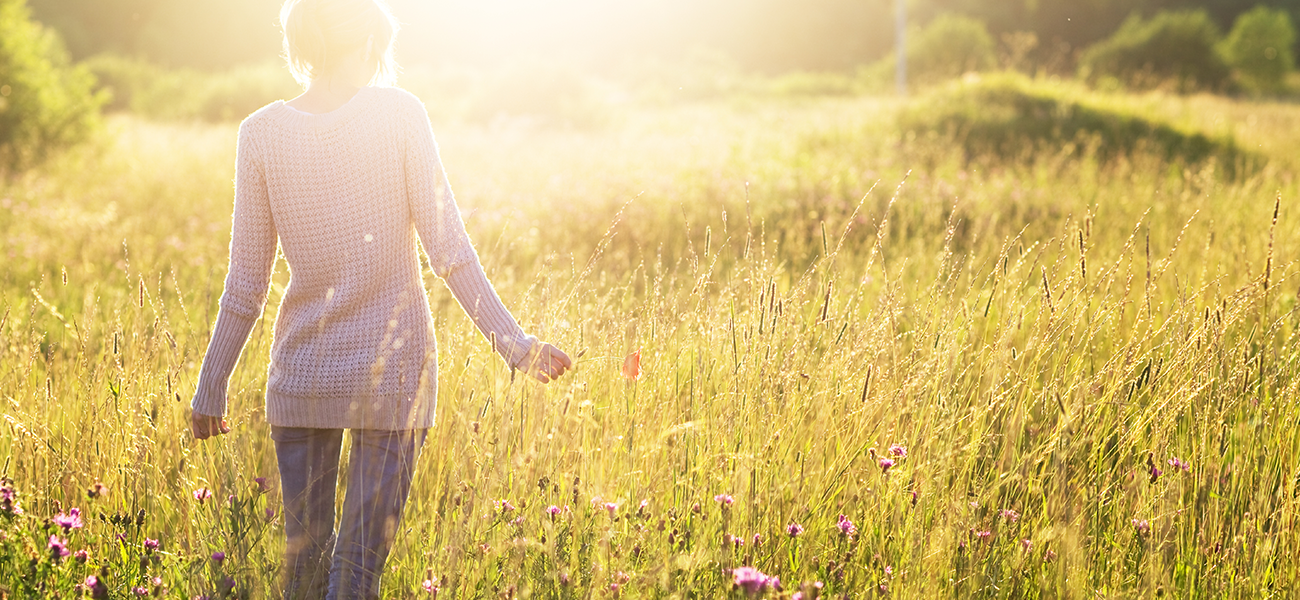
[731,566,779,596]
[714,494,734,506]
[998,509,1020,523]
[54,507,84,531]
[1168,457,1191,472]
[837,514,857,538]
[546,505,562,517]
[889,443,907,459]
[786,523,805,537]
[143,538,160,552]
[48,534,70,560]
[1132,519,1151,536]
[0,477,23,516]
[253,477,271,493]
[878,458,895,474]
[193,487,213,504]
[211,551,226,563]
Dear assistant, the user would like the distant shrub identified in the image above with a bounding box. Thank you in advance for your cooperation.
[0,0,102,171]
[1079,10,1230,93]
[83,54,299,122]
[1220,6,1296,94]
[857,13,996,91]
[770,71,860,97]
[907,14,997,85]
[899,73,1250,171]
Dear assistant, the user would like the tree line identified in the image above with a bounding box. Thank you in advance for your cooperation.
[25,0,1300,72]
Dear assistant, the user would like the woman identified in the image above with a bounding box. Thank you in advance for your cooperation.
[189,1,572,597]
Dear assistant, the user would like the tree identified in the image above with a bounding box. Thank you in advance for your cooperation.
[0,0,102,171]
[1220,5,1296,93]
[1079,10,1231,92]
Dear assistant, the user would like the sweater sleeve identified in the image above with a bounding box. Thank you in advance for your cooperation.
[192,121,278,417]
[402,100,537,369]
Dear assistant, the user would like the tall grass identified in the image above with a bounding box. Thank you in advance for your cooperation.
[0,89,1297,597]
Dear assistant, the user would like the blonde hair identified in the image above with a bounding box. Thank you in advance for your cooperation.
[280,0,400,87]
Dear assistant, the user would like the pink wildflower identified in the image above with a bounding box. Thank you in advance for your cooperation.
[731,566,779,596]
[53,507,84,531]
[998,509,1020,523]
[714,494,734,506]
[1132,519,1151,536]
[837,514,857,538]
[193,487,213,504]
[786,523,805,537]
[889,443,907,458]
[48,534,70,560]
[878,457,895,474]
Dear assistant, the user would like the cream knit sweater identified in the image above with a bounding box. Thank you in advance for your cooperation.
[191,86,536,430]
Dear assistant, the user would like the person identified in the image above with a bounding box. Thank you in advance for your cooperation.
[188,0,573,598]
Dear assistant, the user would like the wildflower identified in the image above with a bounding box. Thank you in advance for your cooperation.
[1131,519,1150,536]
[837,514,857,538]
[144,538,160,553]
[753,533,762,546]
[211,551,226,563]
[911,490,918,507]
[133,586,149,596]
[889,443,907,459]
[253,477,271,493]
[729,534,743,548]
[193,487,213,504]
[0,477,23,516]
[604,502,618,517]
[974,530,993,542]
[878,457,895,474]
[622,350,642,381]
[1021,538,1033,552]
[86,574,109,599]
[74,549,90,563]
[691,502,701,514]
[998,509,1020,523]
[498,499,516,512]
[546,505,562,517]
[714,494,734,506]
[732,566,779,596]
[84,480,109,501]
[610,583,621,593]
[265,507,276,520]
[422,578,439,596]
[1168,457,1191,472]
[637,498,649,517]
[787,523,805,537]
[1044,549,1058,563]
[615,571,631,584]
[49,534,71,560]
[54,507,84,531]
[728,566,774,594]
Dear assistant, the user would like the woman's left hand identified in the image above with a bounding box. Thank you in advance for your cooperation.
[191,411,232,441]
[527,342,573,383]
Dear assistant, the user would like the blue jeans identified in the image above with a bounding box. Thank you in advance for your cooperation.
[271,426,427,600]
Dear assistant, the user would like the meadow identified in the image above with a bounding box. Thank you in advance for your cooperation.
[1,76,1299,598]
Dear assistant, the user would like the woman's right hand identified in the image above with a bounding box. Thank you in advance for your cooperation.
[526,342,573,383]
